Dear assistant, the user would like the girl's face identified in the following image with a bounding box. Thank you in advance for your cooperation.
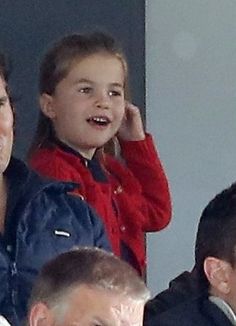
[41,53,125,159]
[0,76,13,174]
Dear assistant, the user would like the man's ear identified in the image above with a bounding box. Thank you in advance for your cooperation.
[39,94,56,119]
[204,257,231,295]
[29,302,54,326]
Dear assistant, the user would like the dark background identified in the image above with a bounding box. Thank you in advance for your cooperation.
[0,0,145,159]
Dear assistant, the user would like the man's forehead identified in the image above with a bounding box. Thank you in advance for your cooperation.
[66,284,144,326]
[70,283,142,304]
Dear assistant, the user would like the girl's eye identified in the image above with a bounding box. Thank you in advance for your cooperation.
[79,87,92,94]
[0,98,7,107]
[108,90,122,97]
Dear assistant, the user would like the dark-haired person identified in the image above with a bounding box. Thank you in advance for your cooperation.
[28,247,150,326]
[0,54,110,326]
[145,183,236,325]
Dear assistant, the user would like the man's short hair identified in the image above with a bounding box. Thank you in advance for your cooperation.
[28,247,150,313]
[195,182,236,283]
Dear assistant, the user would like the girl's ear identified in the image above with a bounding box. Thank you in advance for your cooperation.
[204,257,231,295]
[39,94,56,119]
[29,302,54,326]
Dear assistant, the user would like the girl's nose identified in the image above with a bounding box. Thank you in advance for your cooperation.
[95,92,110,109]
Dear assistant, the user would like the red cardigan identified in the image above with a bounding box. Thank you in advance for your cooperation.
[29,134,171,275]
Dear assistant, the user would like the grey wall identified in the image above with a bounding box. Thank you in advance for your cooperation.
[0,0,145,159]
[146,0,236,295]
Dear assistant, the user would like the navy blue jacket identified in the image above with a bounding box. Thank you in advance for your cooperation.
[144,269,207,320]
[0,158,110,326]
[145,295,233,326]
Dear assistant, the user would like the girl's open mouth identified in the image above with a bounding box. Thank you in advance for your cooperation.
[86,116,111,126]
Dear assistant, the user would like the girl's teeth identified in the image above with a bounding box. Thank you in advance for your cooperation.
[92,117,107,122]
[87,117,110,125]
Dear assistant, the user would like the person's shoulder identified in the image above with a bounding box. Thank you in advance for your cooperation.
[19,169,97,232]
[8,158,99,224]
[145,297,203,326]
[145,296,232,326]
[8,157,79,203]
[30,146,86,184]
[145,271,201,318]
[30,147,59,166]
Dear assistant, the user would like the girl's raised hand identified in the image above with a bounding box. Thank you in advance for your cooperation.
[118,102,145,141]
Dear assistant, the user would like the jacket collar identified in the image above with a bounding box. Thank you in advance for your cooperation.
[54,139,108,182]
[209,296,236,325]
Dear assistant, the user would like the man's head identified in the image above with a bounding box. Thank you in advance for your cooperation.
[195,182,236,311]
[28,247,150,326]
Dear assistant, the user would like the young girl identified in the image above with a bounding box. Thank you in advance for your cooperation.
[28,32,172,275]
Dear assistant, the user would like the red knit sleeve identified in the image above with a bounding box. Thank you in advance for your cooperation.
[119,133,172,231]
